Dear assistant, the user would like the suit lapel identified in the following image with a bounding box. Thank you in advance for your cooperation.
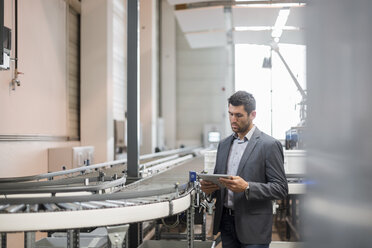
[219,135,234,174]
[236,127,261,176]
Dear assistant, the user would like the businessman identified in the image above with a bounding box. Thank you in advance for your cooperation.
[201,91,288,248]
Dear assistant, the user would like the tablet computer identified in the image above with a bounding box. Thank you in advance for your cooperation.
[197,173,233,188]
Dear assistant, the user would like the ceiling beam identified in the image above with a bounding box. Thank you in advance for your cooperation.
[175,0,305,10]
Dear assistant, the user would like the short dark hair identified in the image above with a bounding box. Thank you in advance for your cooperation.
[228,91,256,115]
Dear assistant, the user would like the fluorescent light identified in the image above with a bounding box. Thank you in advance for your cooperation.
[274,8,290,28]
[272,7,290,38]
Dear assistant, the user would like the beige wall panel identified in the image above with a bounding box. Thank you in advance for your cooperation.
[0,0,67,135]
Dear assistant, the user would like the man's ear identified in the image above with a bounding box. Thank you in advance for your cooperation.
[250,110,256,120]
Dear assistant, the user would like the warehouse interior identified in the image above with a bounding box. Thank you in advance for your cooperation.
[1,0,372,248]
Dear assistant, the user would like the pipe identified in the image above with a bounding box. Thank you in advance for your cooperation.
[14,0,17,69]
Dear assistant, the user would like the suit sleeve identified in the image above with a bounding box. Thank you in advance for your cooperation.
[248,140,288,200]
[208,143,221,199]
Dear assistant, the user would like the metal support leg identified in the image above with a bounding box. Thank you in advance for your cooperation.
[155,223,160,240]
[24,232,35,248]
[128,223,142,248]
[292,195,297,232]
[107,224,129,248]
[0,233,6,248]
[286,196,291,240]
[67,229,80,248]
[187,194,195,248]
[202,211,206,241]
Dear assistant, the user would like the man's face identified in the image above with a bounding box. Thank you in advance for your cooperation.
[228,104,256,134]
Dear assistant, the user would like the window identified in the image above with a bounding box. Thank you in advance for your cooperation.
[235,43,306,140]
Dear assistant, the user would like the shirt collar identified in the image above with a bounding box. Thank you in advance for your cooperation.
[233,125,256,141]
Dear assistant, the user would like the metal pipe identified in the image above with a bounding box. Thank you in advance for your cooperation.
[0,184,189,205]
[271,46,307,100]
[127,0,140,180]
[14,0,17,69]
[182,0,305,9]
[0,0,4,66]
[0,147,197,183]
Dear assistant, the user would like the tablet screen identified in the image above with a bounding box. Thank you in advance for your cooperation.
[197,174,232,188]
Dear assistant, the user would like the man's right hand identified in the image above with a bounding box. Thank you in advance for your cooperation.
[200,180,219,194]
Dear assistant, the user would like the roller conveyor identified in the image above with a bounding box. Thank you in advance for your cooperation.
[0,150,202,232]
[0,147,304,235]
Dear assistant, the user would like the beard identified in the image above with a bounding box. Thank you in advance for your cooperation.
[231,121,250,134]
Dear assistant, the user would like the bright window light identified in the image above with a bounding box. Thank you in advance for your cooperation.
[235,44,306,140]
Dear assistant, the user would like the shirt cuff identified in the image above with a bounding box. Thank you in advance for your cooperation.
[244,183,250,200]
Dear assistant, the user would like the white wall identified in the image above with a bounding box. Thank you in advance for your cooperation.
[0,0,80,178]
[81,0,118,163]
[0,0,67,135]
[113,0,127,121]
[176,25,228,147]
[139,0,158,154]
[0,1,79,246]
[0,141,80,177]
[160,0,177,150]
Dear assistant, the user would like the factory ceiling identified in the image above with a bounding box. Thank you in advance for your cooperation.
[167,0,305,48]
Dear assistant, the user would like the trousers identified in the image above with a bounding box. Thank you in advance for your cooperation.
[220,208,270,248]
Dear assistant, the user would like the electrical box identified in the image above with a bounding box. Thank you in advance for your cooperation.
[48,146,94,172]
[0,26,11,70]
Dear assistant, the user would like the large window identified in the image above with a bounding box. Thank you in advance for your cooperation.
[235,44,306,140]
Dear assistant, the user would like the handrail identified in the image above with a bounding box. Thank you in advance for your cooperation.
[0,147,199,183]
[0,183,189,205]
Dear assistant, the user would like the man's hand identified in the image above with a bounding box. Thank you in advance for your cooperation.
[200,180,220,194]
[219,176,248,193]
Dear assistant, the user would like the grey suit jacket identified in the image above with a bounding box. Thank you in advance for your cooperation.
[213,127,288,244]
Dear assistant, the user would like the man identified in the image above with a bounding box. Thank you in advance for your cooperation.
[201,91,288,248]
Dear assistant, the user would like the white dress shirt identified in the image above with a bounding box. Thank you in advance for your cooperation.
[225,125,256,209]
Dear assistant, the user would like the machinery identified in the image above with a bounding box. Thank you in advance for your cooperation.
[270,42,307,150]
[0,147,304,248]
[0,147,216,248]
[285,126,305,150]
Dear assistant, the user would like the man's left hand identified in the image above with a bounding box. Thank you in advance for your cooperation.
[219,176,248,193]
